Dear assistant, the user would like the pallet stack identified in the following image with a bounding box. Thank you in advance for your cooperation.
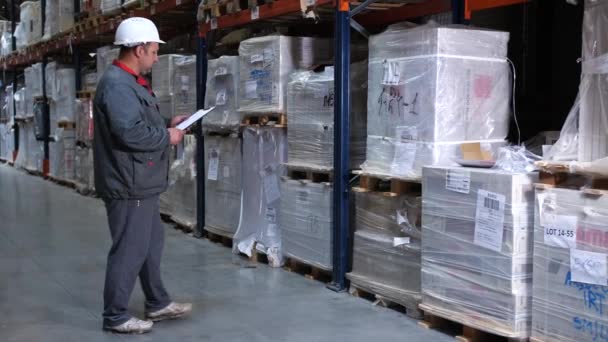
[74,94,95,194]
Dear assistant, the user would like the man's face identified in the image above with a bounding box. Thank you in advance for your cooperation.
[137,42,159,75]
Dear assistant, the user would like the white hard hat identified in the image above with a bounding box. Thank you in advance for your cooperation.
[114,17,165,47]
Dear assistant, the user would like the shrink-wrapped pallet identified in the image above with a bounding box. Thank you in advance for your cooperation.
[421,166,537,339]
[83,72,97,92]
[286,62,367,170]
[348,190,422,310]
[152,54,182,97]
[234,127,287,266]
[49,128,75,180]
[161,136,197,228]
[1,32,13,56]
[14,87,27,120]
[25,63,43,98]
[363,23,510,178]
[43,0,74,40]
[74,146,95,192]
[204,56,241,132]
[204,134,242,237]
[238,35,333,114]
[279,179,333,270]
[15,121,43,171]
[0,123,14,161]
[173,56,196,117]
[100,0,122,14]
[532,186,608,341]
[75,98,94,146]
[96,46,120,80]
[18,2,42,48]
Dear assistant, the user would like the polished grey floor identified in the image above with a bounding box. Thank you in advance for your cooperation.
[0,164,453,342]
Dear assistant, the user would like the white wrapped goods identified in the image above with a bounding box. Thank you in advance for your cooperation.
[238,35,333,114]
[204,56,241,132]
[204,134,242,237]
[96,46,120,80]
[363,23,510,178]
[43,0,74,40]
[50,128,75,180]
[101,0,122,14]
[15,121,43,172]
[25,63,43,98]
[286,62,367,170]
[348,190,422,311]
[0,123,14,161]
[75,98,94,146]
[161,136,197,228]
[234,127,287,266]
[83,72,97,92]
[280,179,333,270]
[152,54,182,97]
[421,166,538,339]
[17,2,42,48]
[14,87,27,119]
[173,56,196,117]
[74,146,95,192]
[532,186,608,342]
[1,31,13,56]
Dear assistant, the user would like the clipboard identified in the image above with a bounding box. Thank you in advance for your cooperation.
[176,107,216,130]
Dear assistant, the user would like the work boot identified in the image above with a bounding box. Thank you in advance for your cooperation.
[103,317,153,334]
[146,302,192,322]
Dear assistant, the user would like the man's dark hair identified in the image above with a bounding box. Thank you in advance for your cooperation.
[118,43,152,58]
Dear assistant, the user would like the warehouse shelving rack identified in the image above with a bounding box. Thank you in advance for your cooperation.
[0,0,528,291]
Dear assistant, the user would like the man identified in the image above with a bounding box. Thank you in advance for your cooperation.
[93,17,192,334]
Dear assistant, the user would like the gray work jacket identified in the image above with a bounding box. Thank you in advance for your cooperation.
[93,64,170,199]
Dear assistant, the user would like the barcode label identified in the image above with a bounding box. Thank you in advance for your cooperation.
[446,169,470,194]
[474,190,505,252]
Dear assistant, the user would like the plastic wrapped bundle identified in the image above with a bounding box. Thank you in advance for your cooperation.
[54,68,76,123]
[545,0,608,162]
[348,190,422,310]
[204,134,242,237]
[14,87,27,119]
[279,179,333,270]
[45,62,57,100]
[43,0,74,39]
[19,2,42,47]
[15,121,42,171]
[238,35,333,114]
[532,186,608,341]
[173,56,196,117]
[75,98,94,146]
[161,135,197,227]
[25,63,43,98]
[1,32,13,56]
[83,72,97,91]
[421,166,538,339]
[204,56,241,132]
[0,123,14,161]
[96,46,120,80]
[101,0,122,14]
[152,54,182,97]
[363,23,510,178]
[234,127,287,266]
[74,146,95,191]
[49,128,75,180]
[286,62,367,169]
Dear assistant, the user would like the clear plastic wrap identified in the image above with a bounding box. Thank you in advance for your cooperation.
[18,2,42,47]
[238,35,333,114]
[492,145,541,174]
[53,68,76,123]
[100,0,122,14]
[14,87,27,120]
[546,0,608,162]
[234,127,287,266]
[25,63,43,99]
[204,56,241,132]
[279,179,333,270]
[286,61,367,170]
[152,54,182,97]
[363,23,510,178]
[43,0,74,40]
[45,62,57,100]
[96,46,120,80]
[173,55,197,117]
[15,121,43,171]
[532,186,608,342]
[49,128,76,180]
[83,72,97,92]
[347,190,422,309]
[1,31,13,56]
[421,166,538,339]
[0,123,14,161]
[74,146,95,192]
[204,134,242,237]
[75,98,93,146]
[161,135,197,227]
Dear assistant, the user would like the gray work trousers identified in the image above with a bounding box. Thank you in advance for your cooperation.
[102,195,171,327]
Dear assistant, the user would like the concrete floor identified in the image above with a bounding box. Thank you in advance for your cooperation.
[0,164,454,342]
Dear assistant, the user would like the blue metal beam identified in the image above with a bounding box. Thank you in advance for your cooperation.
[328,5,351,293]
[195,19,208,238]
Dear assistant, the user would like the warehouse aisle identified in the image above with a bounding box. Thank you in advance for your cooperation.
[0,164,453,342]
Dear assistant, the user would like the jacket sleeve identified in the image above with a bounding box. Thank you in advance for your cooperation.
[103,83,169,152]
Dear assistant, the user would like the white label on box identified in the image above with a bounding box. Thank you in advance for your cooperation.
[474,190,506,252]
[382,60,401,86]
[223,166,230,178]
[393,237,410,247]
[263,173,281,203]
[265,207,277,223]
[570,249,607,286]
[214,66,227,76]
[251,6,260,20]
[207,148,219,181]
[251,54,263,63]
[245,80,257,99]
[215,89,227,106]
[210,18,217,30]
[543,214,578,249]
[390,141,416,175]
[446,169,471,194]
[180,75,189,91]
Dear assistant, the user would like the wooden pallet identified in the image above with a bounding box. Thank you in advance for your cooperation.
[353,171,421,197]
[205,229,233,248]
[535,160,608,195]
[286,164,333,183]
[22,167,43,177]
[241,113,287,127]
[283,257,331,283]
[46,175,77,189]
[76,90,95,99]
[58,121,77,129]
[418,303,528,342]
[348,283,423,319]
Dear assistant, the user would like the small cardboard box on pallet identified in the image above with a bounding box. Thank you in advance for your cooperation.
[532,186,608,342]
[421,166,538,339]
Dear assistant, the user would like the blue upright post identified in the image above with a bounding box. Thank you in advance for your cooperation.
[328,0,351,292]
[195,21,208,238]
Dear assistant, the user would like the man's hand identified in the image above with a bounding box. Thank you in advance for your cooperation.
[170,115,189,128]
[168,128,185,145]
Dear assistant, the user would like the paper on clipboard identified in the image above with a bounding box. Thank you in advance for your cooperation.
[176,107,216,130]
